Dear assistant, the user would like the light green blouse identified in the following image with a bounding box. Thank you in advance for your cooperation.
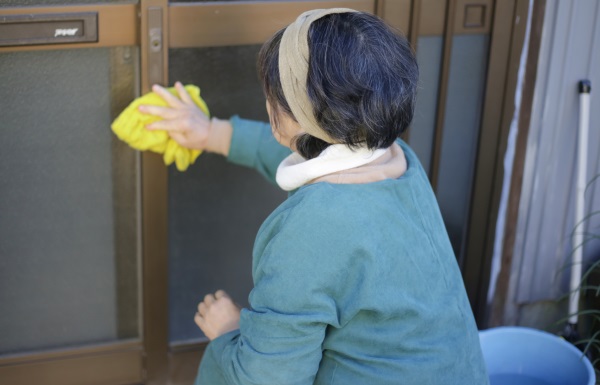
[194,117,489,385]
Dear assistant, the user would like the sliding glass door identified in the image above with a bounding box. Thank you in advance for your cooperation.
[0,1,523,383]
[0,3,142,385]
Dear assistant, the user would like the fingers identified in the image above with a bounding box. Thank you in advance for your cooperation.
[194,312,204,328]
[152,84,184,108]
[138,105,174,119]
[196,291,229,313]
[196,291,231,317]
[145,118,189,132]
[195,292,217,337]
[198,301,207,315]
[175,81,195,105]
[197,294,213,316]
[138,83,191,119]
[194,290,241,340]
[204,293,216,304]
[137,102,183,131]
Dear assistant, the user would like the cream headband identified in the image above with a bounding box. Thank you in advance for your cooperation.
[279,8,357,144]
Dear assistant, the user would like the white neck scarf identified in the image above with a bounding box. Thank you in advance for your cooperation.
[276,145,387,191]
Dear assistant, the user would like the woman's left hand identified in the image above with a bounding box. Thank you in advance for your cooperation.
[194,290,241,340]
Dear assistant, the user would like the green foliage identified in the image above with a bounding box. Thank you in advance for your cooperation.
[573,210,600,382]
[558,177,600,383]
[580,260,600,383]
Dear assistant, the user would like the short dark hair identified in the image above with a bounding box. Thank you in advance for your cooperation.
[258,11,419,159]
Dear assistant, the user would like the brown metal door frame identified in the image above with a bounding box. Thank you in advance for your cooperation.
[139,0,169,382]
[0,0,530,382]
[0,341,143,385]
[414,0,529,326]
[157,0,396,385]
[0,2,406,384]
[156,1,410,383]
[0,4,144,384]
[146,0,532,378]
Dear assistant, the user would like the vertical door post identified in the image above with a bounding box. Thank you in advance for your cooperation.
[140,0,170,383]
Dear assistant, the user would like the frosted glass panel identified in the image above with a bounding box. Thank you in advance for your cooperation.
[168,46,287,343]
[411,36,444,176]
[436,35,489,262]
[0,47,140,355]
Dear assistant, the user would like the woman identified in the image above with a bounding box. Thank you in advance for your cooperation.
[140,8,488,385]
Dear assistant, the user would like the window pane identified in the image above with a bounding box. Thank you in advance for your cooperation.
[168,46,286,344]
[436,35,489,263]
[0,47,140,355]
[410,35,444,176]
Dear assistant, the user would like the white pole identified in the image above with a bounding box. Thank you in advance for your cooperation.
[569,80,591,325]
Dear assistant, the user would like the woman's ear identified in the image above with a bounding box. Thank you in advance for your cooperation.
[265,100,272,118]
[266,102,304,150]
[266,100,279,130]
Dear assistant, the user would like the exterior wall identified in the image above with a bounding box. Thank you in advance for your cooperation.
[505,0,600,328]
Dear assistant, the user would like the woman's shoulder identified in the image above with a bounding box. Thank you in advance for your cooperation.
[258,184,351,236]
[256,182,398,252]
[279,183,378,222]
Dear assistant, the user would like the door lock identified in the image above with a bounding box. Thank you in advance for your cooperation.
[149,27,162,53]
[147,7,164,87]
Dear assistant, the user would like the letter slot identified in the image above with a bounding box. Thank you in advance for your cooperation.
[0,12,98,47]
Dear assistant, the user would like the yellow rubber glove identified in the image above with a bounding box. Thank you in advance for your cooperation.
[111,85,210,171]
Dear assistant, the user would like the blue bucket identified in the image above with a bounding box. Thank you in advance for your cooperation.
[479,327,595,385]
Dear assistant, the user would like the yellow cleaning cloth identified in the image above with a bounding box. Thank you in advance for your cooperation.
[111,85,209,171]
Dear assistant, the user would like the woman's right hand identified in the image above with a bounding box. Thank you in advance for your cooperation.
[139,82,210,150]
